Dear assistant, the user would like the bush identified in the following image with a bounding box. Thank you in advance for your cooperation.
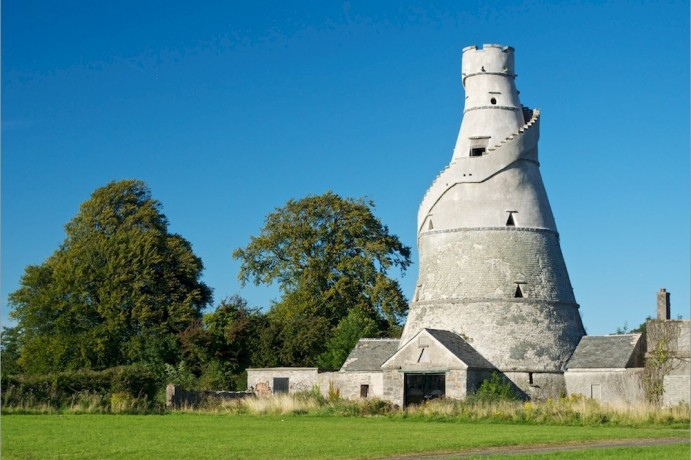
[163,361,196,390]
[1,365,158,412]
[468,372,522,402]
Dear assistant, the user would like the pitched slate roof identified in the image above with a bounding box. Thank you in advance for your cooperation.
[425,329,495,369]
[566,334,644,369]
[340,339,400,372]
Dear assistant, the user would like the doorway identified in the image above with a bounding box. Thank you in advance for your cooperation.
[403,373,445,406]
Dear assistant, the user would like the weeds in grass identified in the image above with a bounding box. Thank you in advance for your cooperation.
[2,385,157,415]
[3,383,688,427]
[400,395,689,427]
[161,392,688,427]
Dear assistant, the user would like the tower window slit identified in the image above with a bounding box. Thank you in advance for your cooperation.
[470,147,485,157]
[514,284,523,298]
[506,213,515,226]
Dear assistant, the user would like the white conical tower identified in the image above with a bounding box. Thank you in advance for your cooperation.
[401,44,585,379]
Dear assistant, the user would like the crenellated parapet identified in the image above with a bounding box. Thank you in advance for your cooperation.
[461,44,516,88]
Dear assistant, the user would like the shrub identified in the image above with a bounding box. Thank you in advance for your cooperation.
[468,372,522,402]
[1,365,157,412]
[327,381,340,402]
[163,361,197,390]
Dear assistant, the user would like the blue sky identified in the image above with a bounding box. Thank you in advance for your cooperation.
[3,1,689,336]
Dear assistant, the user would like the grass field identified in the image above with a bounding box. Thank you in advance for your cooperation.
[3,414,688,459]
[485,444,689,459]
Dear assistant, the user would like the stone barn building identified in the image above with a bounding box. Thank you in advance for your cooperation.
[564,334,646,405]
[247,44,688,407]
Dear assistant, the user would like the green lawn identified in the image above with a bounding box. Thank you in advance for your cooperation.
[2,414,688,459]
[473,443,689,459]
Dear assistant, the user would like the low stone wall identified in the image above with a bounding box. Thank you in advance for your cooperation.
[564,368,645,406]
[165,384,252,408]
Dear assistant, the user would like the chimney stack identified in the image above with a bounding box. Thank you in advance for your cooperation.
[657,288,670,320]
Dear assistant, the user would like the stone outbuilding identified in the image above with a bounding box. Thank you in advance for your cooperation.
[564,334,646,405]
[380,329,495,406]
[247,340,401,399]
[247,368,321,396]
[328,339,400,399]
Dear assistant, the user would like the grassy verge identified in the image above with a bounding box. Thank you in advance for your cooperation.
[3,392,689,428]
[2,414,688,460]
[165,393,690,428]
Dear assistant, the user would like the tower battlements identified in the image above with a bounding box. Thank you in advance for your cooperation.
[461,44,515,87]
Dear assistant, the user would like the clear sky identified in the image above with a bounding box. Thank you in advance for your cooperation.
[3,1,689,336]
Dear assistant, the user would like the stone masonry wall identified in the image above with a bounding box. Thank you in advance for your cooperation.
[247,368,318,395]
[317,371,384,400]
[565,369,646,406]
[404,300,583,372]
[414,229,575,303]
[445,369,468,400]
[382,370,404,407]
[663,375,690,406]
[402,229,584,372]
[647,319,690,406]
[504,371,566,400]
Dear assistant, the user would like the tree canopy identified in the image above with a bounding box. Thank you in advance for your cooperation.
[180,295,266,389]
[233,191,411,367]
[9,180,212,373]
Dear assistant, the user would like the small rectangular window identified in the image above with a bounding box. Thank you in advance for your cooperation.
[360,384,369,398]
[273,377,289,394]
[470,147,485,157]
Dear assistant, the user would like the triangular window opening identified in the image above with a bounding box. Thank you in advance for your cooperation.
[417,348,430,363]
[428,219,434,230]
[506,213,515,226]
[514,284,524,298]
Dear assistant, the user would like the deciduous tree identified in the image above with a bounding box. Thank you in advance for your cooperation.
[233,191,411,366]
[9,180,212,373]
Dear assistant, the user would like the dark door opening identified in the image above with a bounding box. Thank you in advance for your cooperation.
[273,377,289,394]
[404,373,445,406]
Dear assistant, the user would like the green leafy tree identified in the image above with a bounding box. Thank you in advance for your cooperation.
[181,295,265,389]
[614,316,652,335]
[316,308,380,369]
[8,180,212,373]
[233,191,411,366]
[1,326,22,376]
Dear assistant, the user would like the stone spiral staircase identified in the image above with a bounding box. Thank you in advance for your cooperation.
[417,108,541,231]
